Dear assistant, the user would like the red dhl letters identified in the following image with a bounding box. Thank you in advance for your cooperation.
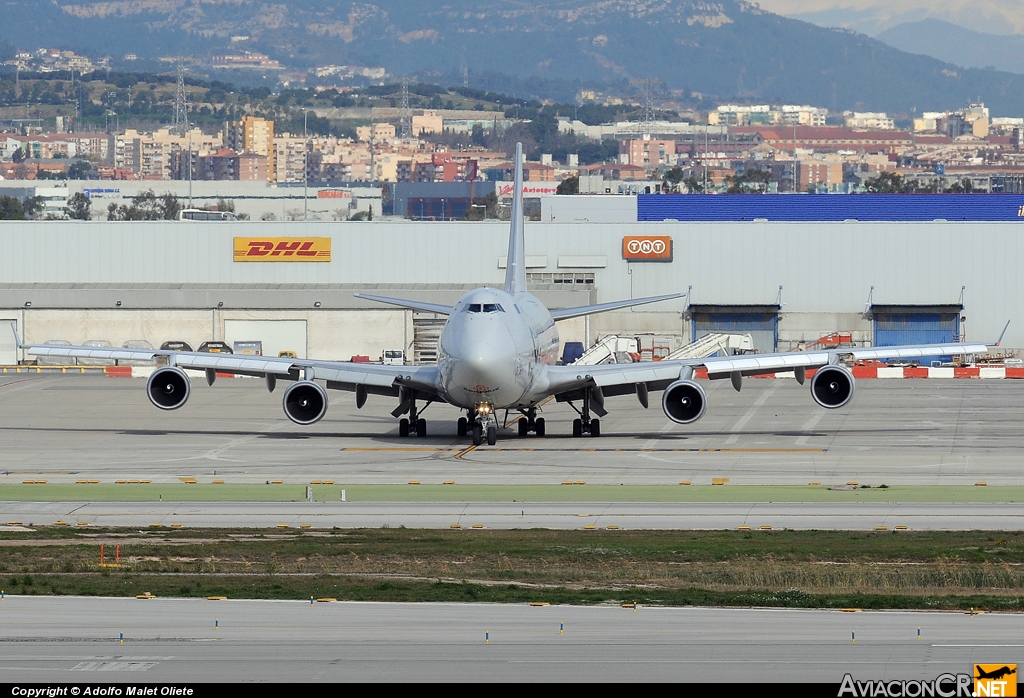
[233,237,332,262]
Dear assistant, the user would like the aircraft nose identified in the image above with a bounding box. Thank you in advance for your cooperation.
[462,341,502,380]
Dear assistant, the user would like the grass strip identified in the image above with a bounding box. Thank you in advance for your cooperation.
[0,528,1021,610]
[2,484,1024,503]
[4,574,1022,611]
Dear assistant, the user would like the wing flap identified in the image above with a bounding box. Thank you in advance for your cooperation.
[703,352,831,376]
[848,344,989,360]
[28,346,159,362]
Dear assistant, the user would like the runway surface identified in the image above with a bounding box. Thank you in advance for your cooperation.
[0,597,1019,682]
[2,374,1024,486]
[3,501,1024,530]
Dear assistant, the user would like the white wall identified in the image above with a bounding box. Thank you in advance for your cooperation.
[0,219,1021,350]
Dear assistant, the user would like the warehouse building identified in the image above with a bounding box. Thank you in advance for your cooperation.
[0,216,1021,367]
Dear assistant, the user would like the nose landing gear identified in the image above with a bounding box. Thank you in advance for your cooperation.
[465,406,497,446]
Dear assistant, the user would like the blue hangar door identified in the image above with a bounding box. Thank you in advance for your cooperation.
[871,304,962,365]
[690,305,780,354]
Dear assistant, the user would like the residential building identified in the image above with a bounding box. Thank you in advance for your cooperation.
[224,116,274,180]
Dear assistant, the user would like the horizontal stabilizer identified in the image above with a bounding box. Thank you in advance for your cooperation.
[354,293,453,315]
[550,293,684,321]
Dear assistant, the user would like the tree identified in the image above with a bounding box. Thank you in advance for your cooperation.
[106,190,181,220]
[724,169,772,194]
[945,178,976,193]
[662,166,684,193]
[682,176,705,194]
[23,196,46,219]
[464,192,499,220]
[65,192,91,220]
[0,196,25,220]
[863,172,908,193]
[11,147,24,164]
[556,176,579,195]
[67,160,92,180]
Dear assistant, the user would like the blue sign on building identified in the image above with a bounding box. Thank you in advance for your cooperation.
[637,194,1024,222]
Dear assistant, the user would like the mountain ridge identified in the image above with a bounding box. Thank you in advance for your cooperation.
[7,1,1024,115]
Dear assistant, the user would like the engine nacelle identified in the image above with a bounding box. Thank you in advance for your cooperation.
[810,365,855,409]
[146,366,191,410]
[282,380,329,425]
[661,379,708,424]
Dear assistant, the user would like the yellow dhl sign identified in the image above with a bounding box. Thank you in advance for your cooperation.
[233,237,331,262]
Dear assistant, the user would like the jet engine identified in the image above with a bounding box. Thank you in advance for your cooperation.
[282,380,329,425]
[810,365,855,409]
[661,379,708,424]
[146,366,191,410]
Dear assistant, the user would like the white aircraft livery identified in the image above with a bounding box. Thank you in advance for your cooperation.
[18,143,1005,446]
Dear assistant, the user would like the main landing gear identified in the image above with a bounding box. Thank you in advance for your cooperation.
[569,388,602,438]
[395,392,429,438]
[517,407,545,437]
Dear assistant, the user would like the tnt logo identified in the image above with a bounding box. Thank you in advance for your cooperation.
[246,240,318,257]
[622,235,673,261]
[974,665,1017,697]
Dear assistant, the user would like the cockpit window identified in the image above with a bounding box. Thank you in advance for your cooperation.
[482,304,504,313]
[467,304,482,313]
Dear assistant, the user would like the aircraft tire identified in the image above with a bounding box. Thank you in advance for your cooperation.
[399,418,409,437]
[486,425,497,446]
[457,417,468,437]
[416,418,427,437]
[590,419,600,437]
[535,418,545,437]
[572,419,583,437]
[472,422,483,446]
[518,419,529,437]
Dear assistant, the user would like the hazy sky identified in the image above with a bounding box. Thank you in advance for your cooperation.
[752,0,1024,36]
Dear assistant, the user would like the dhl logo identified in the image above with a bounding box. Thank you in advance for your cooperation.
[233,237,332,262]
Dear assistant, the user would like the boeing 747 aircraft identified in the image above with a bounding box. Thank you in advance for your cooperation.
[19,144,1002,446]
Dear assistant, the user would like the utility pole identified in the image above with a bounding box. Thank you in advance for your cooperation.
[188,128,193,209]
[369,104,375,183]
[399,76,411,140]
[173,58,188,136]
[303,108,308,221]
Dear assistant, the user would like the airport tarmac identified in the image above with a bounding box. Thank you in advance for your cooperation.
[0,597,1019,683]
[1,374,1023,486]
[3,500,1024,530]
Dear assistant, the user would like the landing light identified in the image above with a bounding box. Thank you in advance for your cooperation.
[476,404,492,414]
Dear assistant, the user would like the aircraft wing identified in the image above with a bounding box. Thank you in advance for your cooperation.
[549,293,684,321]
[544,341,992,396]
[353,293,453,315]
[24,343,440,395]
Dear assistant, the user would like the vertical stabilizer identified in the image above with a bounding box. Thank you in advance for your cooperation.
[504,142,527,295]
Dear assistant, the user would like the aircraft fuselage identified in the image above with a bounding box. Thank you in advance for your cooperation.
[438,287,559,410]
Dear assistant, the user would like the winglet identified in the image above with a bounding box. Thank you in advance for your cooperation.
[503,142,527,295]
[995,319,1010,346]
[10,322,22,349]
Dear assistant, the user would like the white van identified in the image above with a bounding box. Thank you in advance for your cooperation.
[381,349,404,366]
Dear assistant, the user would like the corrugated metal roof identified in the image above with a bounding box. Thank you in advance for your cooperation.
[638,194,1024,222]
